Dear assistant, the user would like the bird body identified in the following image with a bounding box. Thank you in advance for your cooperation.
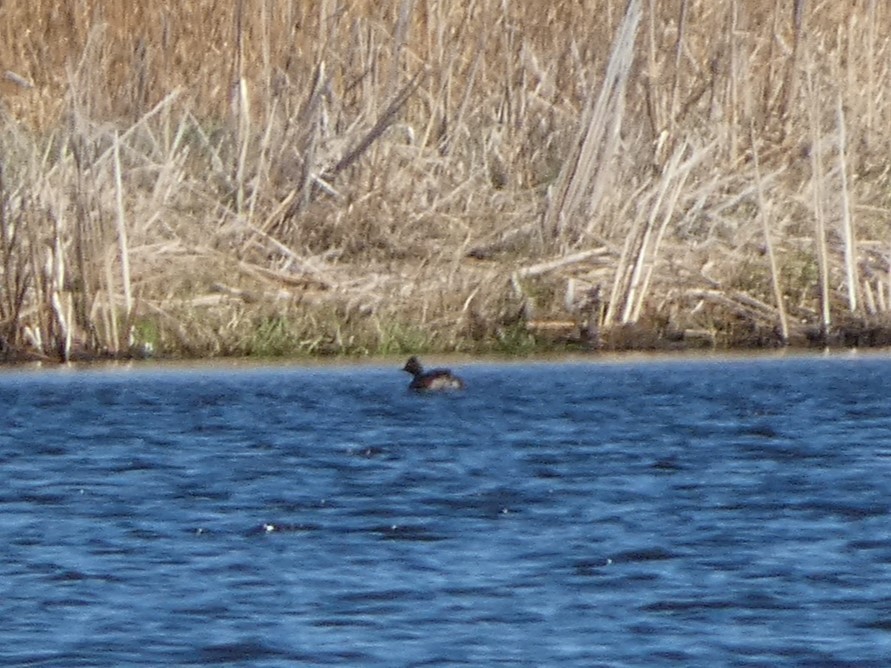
[402,356,465,391]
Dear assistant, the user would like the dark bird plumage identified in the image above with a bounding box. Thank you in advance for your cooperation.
[402,356,465,391]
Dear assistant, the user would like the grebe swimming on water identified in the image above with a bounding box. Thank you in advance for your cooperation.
[402,356,465,391]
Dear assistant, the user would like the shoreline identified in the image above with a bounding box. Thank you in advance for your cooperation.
[1,328,890,372]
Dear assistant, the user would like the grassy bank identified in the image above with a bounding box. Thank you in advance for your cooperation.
[0,0,890,362]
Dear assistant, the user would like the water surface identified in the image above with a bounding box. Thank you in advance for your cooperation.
[2,355,891,666]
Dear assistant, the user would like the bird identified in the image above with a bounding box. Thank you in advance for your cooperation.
[402,356,465,391]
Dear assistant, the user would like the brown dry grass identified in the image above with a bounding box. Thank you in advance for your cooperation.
[0,0,890,359]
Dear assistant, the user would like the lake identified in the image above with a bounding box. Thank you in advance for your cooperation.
[2,354,891,666]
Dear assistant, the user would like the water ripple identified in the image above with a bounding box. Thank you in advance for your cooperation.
[2,357,891,665]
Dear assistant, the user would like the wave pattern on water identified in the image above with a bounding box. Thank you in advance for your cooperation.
[2,357,891,666]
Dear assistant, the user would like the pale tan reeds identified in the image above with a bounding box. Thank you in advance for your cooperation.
[112,130,132,348]
[836,90,858,314]
[805,65,831,340]
[750,125,788,343]
[541,0,642,242]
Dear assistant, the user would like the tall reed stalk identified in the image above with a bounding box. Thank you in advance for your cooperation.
[750,126,788,343]
[836,91,858,314]
[541,0,642,242]
[806,68,831,340]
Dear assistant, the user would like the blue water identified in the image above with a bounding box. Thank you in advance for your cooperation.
[2,355,891,666]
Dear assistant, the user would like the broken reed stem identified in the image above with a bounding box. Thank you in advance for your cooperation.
[103,247,119,354]
[863,278,876,315]
[621,197,661,324]
[232,0,249,213]
[727,0,740,161]
[865,0,878,133]
[602,179,649,328]
[296,62,326,214]
[750,125,788,343]
[630,144,700,324]
[644,0,658,137]
[388,0,414,102]
[623,142,692,323]
[621,141,694,325]
[248,96,278,223]
[235,77,251,214]
[669,0,688,134]
[837,90,858,313]
[324,67,427,181]
[0,162,25,342]
[50,212,71,360]
[888,241,891,315]
[806,66,830,338]
[542,0,642,240]
[604,219,636,328]
[515,248,609,279]
[113,130,133,349]
[780,0,806,131]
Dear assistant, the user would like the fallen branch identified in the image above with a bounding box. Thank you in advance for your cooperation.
[515,247,610,278]
[688,288,781,322]
[323,67,429,181]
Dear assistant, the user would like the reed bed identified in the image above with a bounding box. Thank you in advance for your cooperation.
[0,0,890,360]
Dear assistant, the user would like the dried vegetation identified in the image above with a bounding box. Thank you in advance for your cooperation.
[0,0,890,361]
